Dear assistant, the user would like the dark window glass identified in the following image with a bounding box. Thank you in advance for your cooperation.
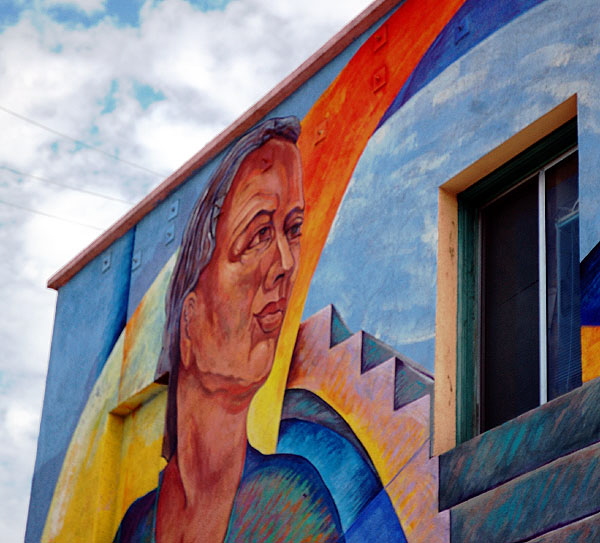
[545,151,581,400]
[480,176,540,431]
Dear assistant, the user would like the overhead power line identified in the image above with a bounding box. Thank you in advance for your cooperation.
[0,104,167,179]
[2,166,135,205]
[0,198,105,231]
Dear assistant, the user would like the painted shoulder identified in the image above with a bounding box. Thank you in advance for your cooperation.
[226,447,345,542]
[113,487,158,543]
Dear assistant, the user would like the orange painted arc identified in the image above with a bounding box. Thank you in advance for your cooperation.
[249,0,468,453]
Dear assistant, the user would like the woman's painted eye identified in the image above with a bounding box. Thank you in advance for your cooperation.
[286,220,303,241]
[248,225,272,249]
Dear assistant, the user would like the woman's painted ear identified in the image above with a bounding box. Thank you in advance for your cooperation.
[179,292,197,370]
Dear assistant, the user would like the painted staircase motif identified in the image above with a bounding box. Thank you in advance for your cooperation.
[282,305,449,543]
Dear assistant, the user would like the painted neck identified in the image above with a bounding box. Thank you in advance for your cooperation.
[174,370,252,505]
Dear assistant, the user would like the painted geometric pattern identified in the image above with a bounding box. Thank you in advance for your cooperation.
[282,305,448,543]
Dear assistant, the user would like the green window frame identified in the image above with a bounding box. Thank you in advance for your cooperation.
[456,119,579,443]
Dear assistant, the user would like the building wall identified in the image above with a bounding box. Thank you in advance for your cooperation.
[28,0,600,541]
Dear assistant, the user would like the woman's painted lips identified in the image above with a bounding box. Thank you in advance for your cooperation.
[255,298,287,334]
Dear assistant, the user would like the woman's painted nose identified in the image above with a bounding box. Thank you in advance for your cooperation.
[265,233,295,289]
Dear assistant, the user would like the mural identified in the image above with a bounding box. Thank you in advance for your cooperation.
[28,0,600,542]
[113,117,348,542]
[112,116,439,542]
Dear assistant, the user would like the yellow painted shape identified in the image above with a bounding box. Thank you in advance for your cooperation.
[43,334,124,542]
[119,253,176,403]
[92,414,124,542]
[43,311,168,540]
[42,248,278,540]
[582,325,600,382]
[315,382,429,486]
[247,308,300,452]
[114,392,167,522]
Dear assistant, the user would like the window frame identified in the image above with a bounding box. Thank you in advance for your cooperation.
[456,119,579,444]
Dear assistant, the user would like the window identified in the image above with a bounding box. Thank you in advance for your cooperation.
[456,119,581,442]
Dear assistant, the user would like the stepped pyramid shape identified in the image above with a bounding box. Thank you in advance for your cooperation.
[278,305,449,543]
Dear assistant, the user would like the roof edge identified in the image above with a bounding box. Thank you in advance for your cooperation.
[47,0,401,290]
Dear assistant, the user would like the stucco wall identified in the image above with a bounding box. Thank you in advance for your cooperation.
[28,0,600,541]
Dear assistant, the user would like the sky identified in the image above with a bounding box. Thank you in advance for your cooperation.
[0,0,374,540]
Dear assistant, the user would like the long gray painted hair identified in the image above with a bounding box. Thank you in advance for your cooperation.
[158,116,301,459]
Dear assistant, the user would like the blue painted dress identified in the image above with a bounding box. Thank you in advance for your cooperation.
[113,445,344,543]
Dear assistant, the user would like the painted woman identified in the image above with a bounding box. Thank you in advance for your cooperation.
[113,116,344,543]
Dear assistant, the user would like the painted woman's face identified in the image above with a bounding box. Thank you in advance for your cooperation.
[180,138,304,406]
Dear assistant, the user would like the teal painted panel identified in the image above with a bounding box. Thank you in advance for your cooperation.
[393,358,432,410]
[527,512,600,543]
[440,377,600,510]
[330,305,352,347]
[450,442,600,543]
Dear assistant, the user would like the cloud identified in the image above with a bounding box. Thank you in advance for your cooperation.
[0,379,44,543]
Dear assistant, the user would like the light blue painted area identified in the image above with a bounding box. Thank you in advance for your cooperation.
[304,0,600,372]
[133,82,166,110]
[50,141,59,154]
[344,488,407,543]
[277,419,382,533]
[100,79,119,114]
[126,158,221,317]
[25,231,134,543]
[303,121,439,369]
